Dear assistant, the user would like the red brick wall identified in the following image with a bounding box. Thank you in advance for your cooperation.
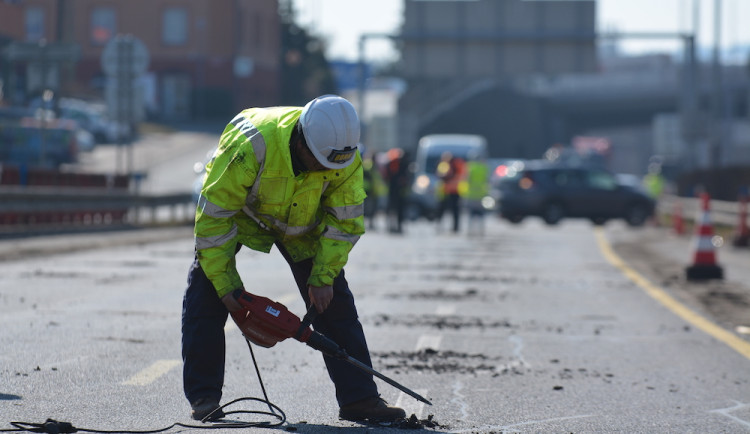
[0,0,281,114]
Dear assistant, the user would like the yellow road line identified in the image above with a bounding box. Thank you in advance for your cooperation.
[122,359,181,386]
[594,228,750,361]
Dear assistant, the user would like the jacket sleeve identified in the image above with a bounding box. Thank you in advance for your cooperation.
[309,159,366,287]
[194,136,258,298]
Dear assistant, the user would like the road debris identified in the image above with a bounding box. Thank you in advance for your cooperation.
[378,414,447,430]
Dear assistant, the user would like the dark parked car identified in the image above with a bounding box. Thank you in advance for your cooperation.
[496,163,655,226]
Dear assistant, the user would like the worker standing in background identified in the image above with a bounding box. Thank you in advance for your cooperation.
[384,148,411,234]
[642,160,666,226]
[643,165,665,200]
[361,146,387,231]
[462,153,490,236]
[436,152,466,233]
[182,95,405,423]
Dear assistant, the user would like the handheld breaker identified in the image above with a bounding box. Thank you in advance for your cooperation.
[230,290,432,406]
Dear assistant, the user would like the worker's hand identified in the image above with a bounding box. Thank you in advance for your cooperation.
[308,284,333,313]
[221,290,244,312]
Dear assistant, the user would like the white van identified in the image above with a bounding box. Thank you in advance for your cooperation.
[408,134,488,220]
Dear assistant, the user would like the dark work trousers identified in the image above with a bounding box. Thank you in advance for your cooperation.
[181,242,378,408]
[439,193,461,232]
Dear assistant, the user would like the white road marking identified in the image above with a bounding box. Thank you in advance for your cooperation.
[415,334,442,352]
[122,359,181,386]
[710,401,750,429]
[436,305,456,316]
[395,389,428,419]
[398,331,441,418]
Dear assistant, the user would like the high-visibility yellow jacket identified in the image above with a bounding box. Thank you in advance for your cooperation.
[462,160,489,200]
[194,106,366,298]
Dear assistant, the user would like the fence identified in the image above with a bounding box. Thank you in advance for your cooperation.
[659,194,746,229]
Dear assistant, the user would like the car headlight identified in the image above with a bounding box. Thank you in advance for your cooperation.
[412,174,431,194]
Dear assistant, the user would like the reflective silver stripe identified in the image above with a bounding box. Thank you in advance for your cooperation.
[283,222,318,236]
[322,226,360,244]
[242,205,270,230]
[233,115,268,216]
[325,204,363,220]
[242,205,319,236]
[195,224,238,249]
[230,115,266,164]
[198,195,238,218]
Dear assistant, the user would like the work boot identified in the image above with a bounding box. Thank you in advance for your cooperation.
[339,396,406,422]
[190,398,225,421]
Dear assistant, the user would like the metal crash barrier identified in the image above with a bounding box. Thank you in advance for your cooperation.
[0,186,194,235]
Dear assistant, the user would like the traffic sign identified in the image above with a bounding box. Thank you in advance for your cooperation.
[101,35,149,76]
[105,81,145,123]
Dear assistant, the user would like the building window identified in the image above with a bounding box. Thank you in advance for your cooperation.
[91,7,116,45]
[25,7,45,42]
[162,8,188,45]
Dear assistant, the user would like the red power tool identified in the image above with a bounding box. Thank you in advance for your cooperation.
[230,290,432,405]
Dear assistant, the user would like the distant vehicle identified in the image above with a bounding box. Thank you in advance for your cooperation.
[57,98,113,143]
[0,119,79,168]
[408,134,488,220]
[486,158,527,212]
[30,97,123,144]
[496,162,655,226]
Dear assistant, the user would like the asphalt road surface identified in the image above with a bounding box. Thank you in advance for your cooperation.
[3,126,749,432]
[1,215,749,433]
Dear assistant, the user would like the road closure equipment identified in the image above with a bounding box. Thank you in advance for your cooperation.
[230,290,432,406]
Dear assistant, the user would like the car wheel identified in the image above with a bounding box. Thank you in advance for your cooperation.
[506,214,524,224]
[624,203,649,227]
[542,202,564,225]
[590,216,608,226]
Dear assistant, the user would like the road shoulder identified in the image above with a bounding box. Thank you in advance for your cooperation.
[604,223,750,339]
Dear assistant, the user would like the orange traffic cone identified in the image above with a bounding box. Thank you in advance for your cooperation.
[673,201,685,236]
[732,194,749,247]
[686,193,723,280]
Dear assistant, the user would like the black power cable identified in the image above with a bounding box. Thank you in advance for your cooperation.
[2,339,286,433]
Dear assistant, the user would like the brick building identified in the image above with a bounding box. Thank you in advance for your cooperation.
[0,0,280,120]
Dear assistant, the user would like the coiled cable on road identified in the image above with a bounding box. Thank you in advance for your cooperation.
[1,340,287,433]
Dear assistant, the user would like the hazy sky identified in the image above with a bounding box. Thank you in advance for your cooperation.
[292,0,750,64]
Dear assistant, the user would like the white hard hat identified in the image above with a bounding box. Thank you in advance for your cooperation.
[299,95,360,169]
